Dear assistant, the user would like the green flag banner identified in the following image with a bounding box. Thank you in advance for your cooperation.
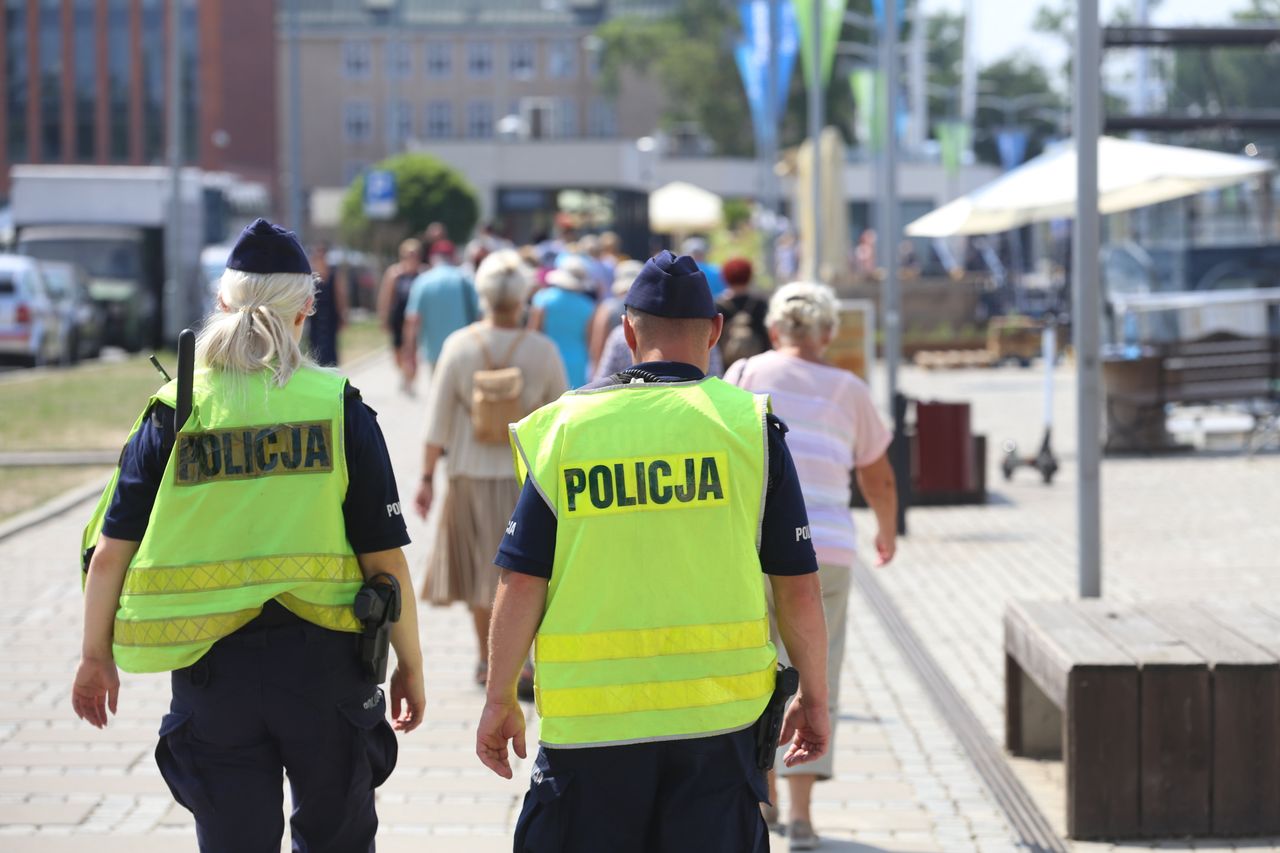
[849,68,885,153]
[795,0,848,92]
[937,121,970,177]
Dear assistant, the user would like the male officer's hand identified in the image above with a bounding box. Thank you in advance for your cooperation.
[389,663,426,733]
[476,698,527,778]
[779,696,830,767]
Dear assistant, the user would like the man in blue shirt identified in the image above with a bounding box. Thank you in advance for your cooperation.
[403,239,480,371]
[683,236,725,297]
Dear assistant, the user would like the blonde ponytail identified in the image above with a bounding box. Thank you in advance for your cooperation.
[197,269,316,386]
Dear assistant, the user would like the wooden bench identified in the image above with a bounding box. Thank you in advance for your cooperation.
[1005,599,1280,839]
[1105,335,1280,452]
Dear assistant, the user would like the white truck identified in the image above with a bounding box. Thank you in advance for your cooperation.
[11,165,208,350]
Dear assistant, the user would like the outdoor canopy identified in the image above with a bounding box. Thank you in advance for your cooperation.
[648,181,723,235]
[905,136,1274,238]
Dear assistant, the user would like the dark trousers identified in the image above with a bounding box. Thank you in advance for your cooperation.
[155,620,397,853]
[513,727,771,853]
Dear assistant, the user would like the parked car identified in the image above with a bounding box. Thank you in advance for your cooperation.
[0,254,68,367]
[40,261,105,363]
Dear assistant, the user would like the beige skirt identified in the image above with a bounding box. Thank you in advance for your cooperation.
[421,476,520,609]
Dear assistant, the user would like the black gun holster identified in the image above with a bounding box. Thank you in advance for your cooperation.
[753,665,800,771]
[353,573,401,685]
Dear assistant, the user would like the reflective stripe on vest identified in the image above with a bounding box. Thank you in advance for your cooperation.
[103,367,359,673]
[511,377,777,747]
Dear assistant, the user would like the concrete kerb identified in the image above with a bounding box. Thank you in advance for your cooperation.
[0,347,391,545]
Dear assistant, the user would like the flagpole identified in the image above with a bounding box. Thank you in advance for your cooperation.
[807,0,824,279]
[878,0,900,408]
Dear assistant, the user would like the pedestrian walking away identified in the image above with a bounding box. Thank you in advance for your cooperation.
[528,255,597,388]
[403,238,481,382]
[71,218,426,853]
[378,237,424,394]
[306,241,348,366]
[416,248,568,688]
[477,250,833,853]
[726,281,899,849]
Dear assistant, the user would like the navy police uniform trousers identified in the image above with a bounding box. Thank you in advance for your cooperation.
[513,726,771,853]
[155,618,397,853]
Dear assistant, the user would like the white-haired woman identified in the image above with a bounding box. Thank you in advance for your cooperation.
[725,281,899,849]
[417,249,567,686]
[72,219,425,851]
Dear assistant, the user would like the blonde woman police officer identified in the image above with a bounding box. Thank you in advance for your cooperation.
[72,219,425,852]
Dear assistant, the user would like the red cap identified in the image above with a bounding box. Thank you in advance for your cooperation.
[430,239,456,258]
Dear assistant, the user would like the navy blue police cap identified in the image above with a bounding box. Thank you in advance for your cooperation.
[624,250,716,319]
[225,218,312,276]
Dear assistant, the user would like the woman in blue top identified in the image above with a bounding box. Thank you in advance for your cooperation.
[529,257,596,387]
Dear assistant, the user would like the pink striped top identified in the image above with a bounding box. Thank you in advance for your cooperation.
[726,351,891,567]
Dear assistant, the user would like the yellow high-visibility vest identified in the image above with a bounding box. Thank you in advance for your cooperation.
[511,376,777,747]
[81,366,362,674]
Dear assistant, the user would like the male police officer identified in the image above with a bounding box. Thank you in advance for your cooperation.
[476,251,830,852]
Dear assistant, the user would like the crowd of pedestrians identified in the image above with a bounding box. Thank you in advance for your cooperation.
[254,220,898,848]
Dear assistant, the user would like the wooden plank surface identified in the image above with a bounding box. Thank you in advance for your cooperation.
[1140,666,1212,836]
[1212,666,1280,835]
[1005,600,1134,709]
[1076,601,1206,666]
[1141,602,1275,665]
[1067,667,1140,839]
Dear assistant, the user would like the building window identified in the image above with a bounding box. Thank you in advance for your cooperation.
[388,100,412,147]
[72,0,97,161]
[548,40,578,79]
[5,0,29,161]
[587,98,617,138]
[344,100,373,144]
[467,42,493,79]
[343,41,372,80]
[386,40,411,79]
[106,0,130,161]
[425,42,451,78]
[466,101,493,139]
[554,98,578,139]
[424,100,452,139]
[509,42,535,79]
[39,0,62,160]
[140,0,164,162]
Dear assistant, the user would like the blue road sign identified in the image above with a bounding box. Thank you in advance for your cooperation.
[363,169,396,220]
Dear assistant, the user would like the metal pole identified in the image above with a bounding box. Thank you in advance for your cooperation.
[763,0,779,284]
[878,0,900,408]
[807,0,823,279]
[1074,0,1102,598]
[166,0,183,340]
[959,0,977,160]
[908,0,927,153]
[287,0,304,234]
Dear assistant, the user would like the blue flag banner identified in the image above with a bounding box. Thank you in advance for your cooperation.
[996,127,1031,171]
[774,1,799,119]
[735,40,769,142]
[871,0,907,34]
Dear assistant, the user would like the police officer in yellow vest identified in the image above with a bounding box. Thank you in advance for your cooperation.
[71,219,426,852]
[477,250,832,852]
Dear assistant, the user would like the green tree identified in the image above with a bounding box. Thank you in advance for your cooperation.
[339,153,479,249]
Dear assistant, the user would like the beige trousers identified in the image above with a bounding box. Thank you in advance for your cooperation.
[764,561,850,780]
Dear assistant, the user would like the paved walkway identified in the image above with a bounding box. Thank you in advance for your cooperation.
[862,362,1280,851]
[0,353,1021,852]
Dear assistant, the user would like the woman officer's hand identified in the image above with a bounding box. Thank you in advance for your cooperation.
[72,656,120,729]
[389,663,426,733]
